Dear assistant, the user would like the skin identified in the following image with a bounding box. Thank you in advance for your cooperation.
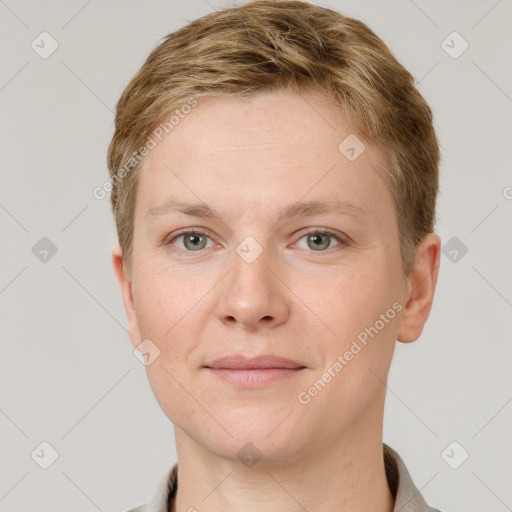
[112,89,441,512]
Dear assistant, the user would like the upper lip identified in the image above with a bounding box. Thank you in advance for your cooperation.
[204,355,306,370]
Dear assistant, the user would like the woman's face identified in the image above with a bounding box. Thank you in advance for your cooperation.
[115,90,414,463]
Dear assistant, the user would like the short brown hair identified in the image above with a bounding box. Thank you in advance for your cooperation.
[107,0,439,279]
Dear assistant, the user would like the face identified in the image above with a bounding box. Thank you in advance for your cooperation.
[113,89,438,464]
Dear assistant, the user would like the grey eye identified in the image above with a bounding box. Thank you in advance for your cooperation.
[182,233,208,250]
[296,232,341,251]
[169,232,214,251]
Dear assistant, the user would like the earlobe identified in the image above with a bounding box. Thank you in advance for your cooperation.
[111,243,141,348]
[397,233,441,343]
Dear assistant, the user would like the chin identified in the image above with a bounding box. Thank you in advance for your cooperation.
[204,413,309,466]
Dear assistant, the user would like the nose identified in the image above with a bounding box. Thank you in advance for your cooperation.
[214,243,290,331]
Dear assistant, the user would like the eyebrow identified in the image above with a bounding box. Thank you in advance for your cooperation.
[145,197,367,224]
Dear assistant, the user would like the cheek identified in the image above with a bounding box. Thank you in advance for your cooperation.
[134,270,202,426]
[308,261,400,389]
[131,269,198,391]
[132,262,202,340]
[310,262,396,341]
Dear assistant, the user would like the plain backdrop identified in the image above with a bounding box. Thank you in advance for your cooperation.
[1,0,511,511]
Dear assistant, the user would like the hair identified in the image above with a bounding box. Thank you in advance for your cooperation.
[107,0,439,280]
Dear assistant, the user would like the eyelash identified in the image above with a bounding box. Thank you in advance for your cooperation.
[163,228,349,254]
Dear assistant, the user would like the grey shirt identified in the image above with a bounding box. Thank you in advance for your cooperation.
[126,443,441,512]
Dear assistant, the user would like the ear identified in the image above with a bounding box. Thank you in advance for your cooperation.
[397,233,441,343]
[112,243,141,348]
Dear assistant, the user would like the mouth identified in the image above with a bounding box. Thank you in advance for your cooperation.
[203,355,306,387]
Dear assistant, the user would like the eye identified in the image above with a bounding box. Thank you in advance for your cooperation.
[166,229,215,251]
[163,228,348,253]
[294,230,346,252]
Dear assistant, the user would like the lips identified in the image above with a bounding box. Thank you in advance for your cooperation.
[203,355,307,387]
[204,355,306,370]
[204,356,306,387]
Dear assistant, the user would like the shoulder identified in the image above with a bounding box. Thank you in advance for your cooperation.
[123,463,177,512]
[384,443,443,512]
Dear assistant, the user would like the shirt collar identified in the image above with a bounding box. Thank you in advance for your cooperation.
[383,444,441,512]
[130,443,440,512]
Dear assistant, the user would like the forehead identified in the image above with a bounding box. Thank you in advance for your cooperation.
[158,90,359,160]
[136,90,392,226]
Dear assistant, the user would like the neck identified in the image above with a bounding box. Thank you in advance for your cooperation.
[171,425,394,512]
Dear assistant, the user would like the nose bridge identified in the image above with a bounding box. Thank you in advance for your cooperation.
[215,236,289,328]
[234,237,270,289]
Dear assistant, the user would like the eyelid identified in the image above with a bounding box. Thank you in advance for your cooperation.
[163,227,217,247]
[294,227,350,245]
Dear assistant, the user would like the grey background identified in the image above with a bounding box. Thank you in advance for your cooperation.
[1,0,511,510]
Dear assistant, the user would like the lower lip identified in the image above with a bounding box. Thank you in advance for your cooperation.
[205,368,305,387]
